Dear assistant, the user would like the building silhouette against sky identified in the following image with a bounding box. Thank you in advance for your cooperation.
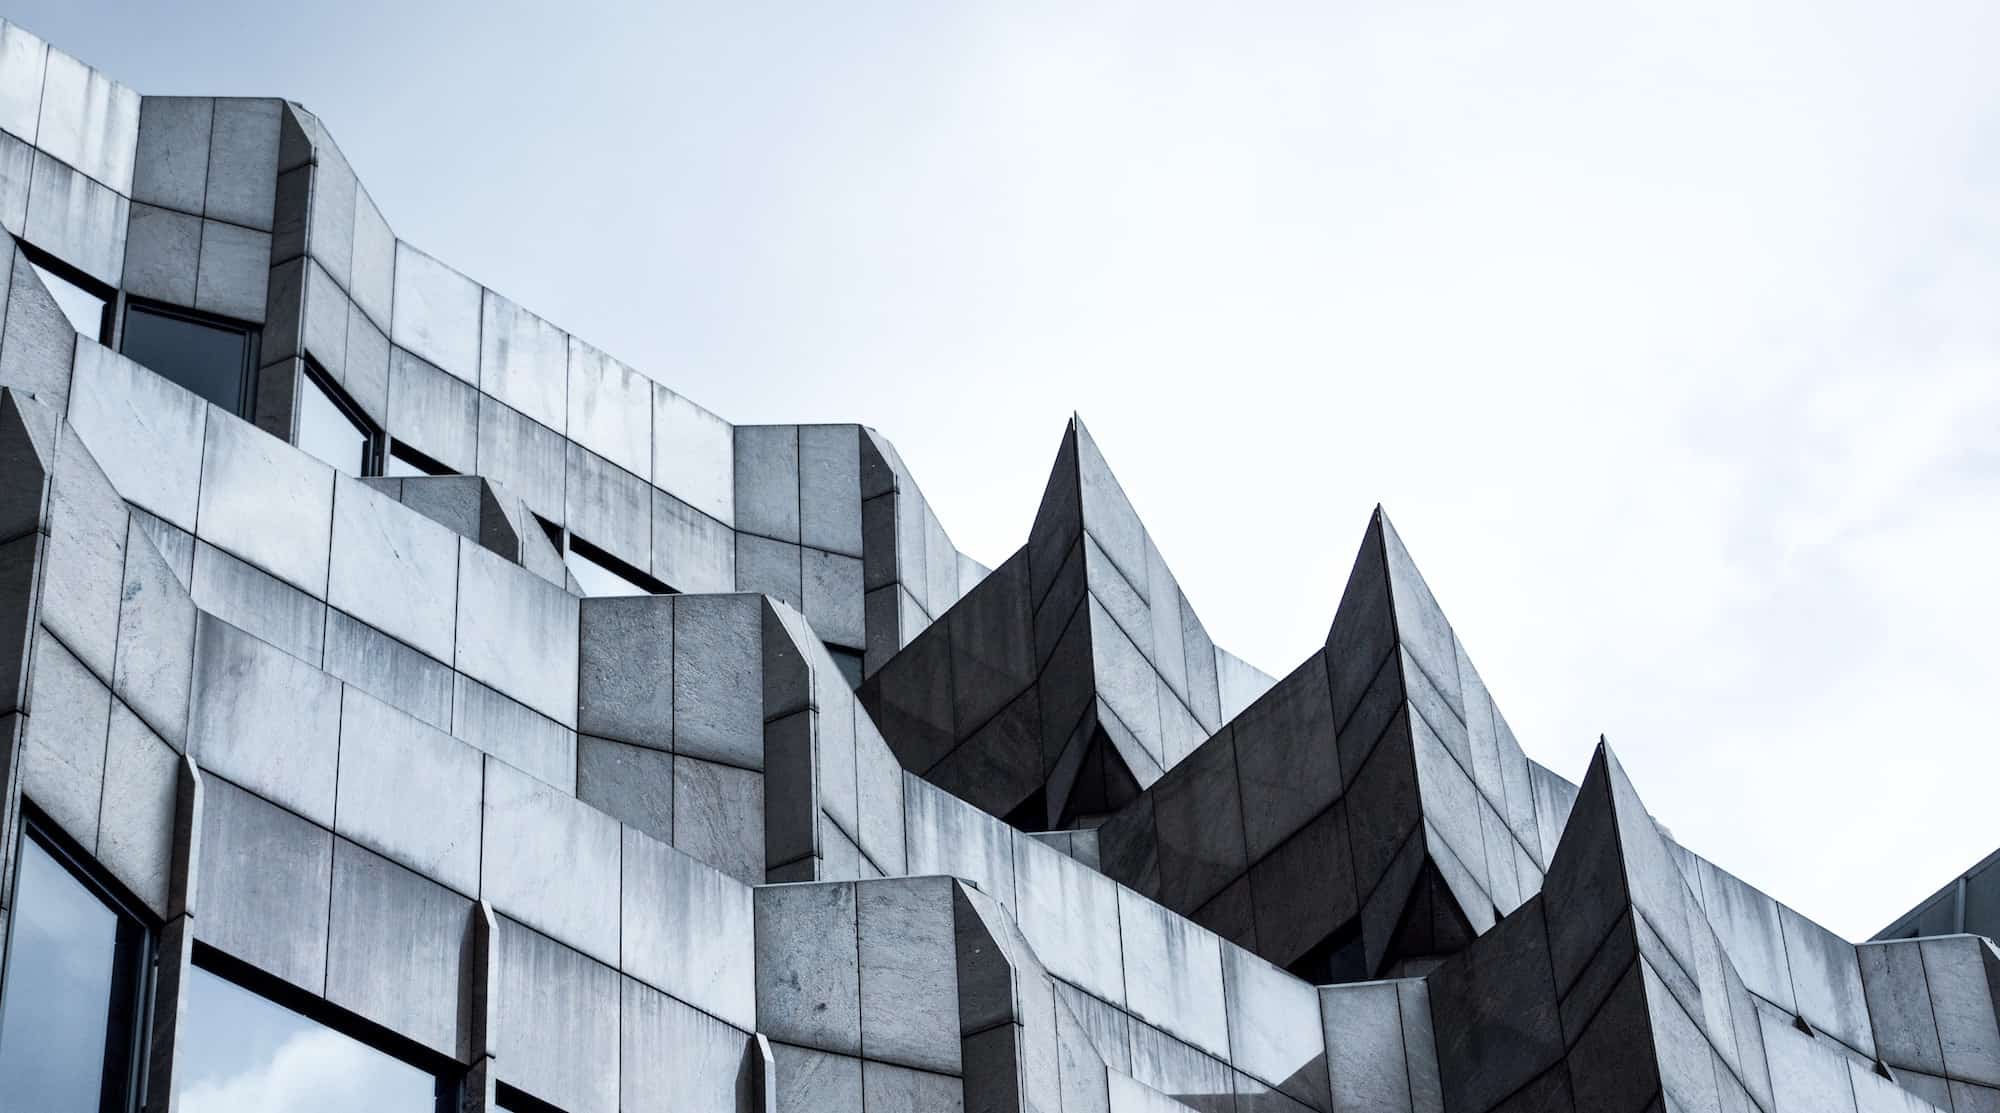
[0,18,1995,1113]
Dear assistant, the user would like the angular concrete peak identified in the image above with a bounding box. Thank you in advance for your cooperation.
[1422,739,1788,1113]
[863,417,1256,831]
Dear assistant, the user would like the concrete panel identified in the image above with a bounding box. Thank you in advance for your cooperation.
[770,1043,862,1113]
[757,881,862,1054]
[480,290,567,432]
[1233,655,1341,861]
[654,383,734,525]
[1778,903,1875,1060]
[859,876,962,1074]
[1425,898,1561,1113]
[193,219,270,322]
[735,425,800,542]
[566,442,650,566]
[342,302,392,428]
[196,775,333,994]
[1223,945,1328,1110]
[1126,1021,1234,1113]
[621,977,756,1113]
[1858,941,1945,1076]
[35,48,139,192]
[1321,981,1412,1113]
[621,826,756,1031]
[203,98,281,230]
[322,609,452,731]
[1922,937,2000,1087]
[494,915,621,1113]
[1119,886,1231,1059]
[387,347,477,475]
[2,239,79,403]
[24,150,128,287]
[0,130,26,235]
[803,548,865,649]
[328,475,459,662]
[305,137,356,286]
[114,514,196,749]
[1012,830,1126,1006]
[575,595,676,755]
[325,838,471,1057]
[454,539,579,727]
[737,533,803,609]
[577,736,674,846]
[672,593,763,769]
[190,537,325,664]
[652,490,735,595]
[20,631,111,849]
[69,340,208,531]
[800,425,863,557]
[95,703,177,917]
[451,676,577,792]
[121,202,199,304]
[481,756,621,963]
[854,721,907,876]
[1760,1011,1856,1113]
[188,613,342,826]
[334,686,482,896]
[0,22,48,147]
[567,339,650,479]
[475,394,565,522]
[673,756,764,887]
[40,424,127,681]
[906,776,1017,910]
[390,242,481,385]
[350,188,394,328]
[195,406,335,595]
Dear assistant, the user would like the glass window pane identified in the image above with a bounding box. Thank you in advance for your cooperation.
[297,374,372,476]
[175,966,436,1113]
[384,452,426,478]
[27,260,108,342]
[120,306,250,415]
[0,836,136,1113]
[565,546,651,597]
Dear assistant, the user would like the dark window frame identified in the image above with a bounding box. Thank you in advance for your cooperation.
[119,297,262,419]
[188,942,459,1112]
[0,806,157,1113]
[15,238,116,345]
[299,357,384,476]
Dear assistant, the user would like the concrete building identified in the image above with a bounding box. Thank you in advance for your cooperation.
[0,18,1995,1113]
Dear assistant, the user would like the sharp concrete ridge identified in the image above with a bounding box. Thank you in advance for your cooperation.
[0,18,1989,1113]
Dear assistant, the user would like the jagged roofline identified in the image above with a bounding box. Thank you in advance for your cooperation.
[859,412,1275,829]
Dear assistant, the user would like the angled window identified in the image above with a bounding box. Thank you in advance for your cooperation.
[120,301,258,417]
[19,245,114,344]
[297,361,382,476]
[174,956,449,1112]
[535,517,674,597]
[0,821,152,1113]
[384,442,457,478]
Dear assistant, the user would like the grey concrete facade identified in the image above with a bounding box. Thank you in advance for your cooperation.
[0,18,1994,1113]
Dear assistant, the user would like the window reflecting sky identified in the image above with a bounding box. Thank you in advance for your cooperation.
[0,837,124,1113]
[297,373,372,476]
[120,306,250,415]
[176,966,437,1113]
[27,259,106,342]
[565,546,651,597]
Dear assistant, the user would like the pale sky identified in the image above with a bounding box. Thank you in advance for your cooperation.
[19,0,1999,940]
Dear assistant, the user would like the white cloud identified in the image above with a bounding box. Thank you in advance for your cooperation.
[179,1029,433,1113]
